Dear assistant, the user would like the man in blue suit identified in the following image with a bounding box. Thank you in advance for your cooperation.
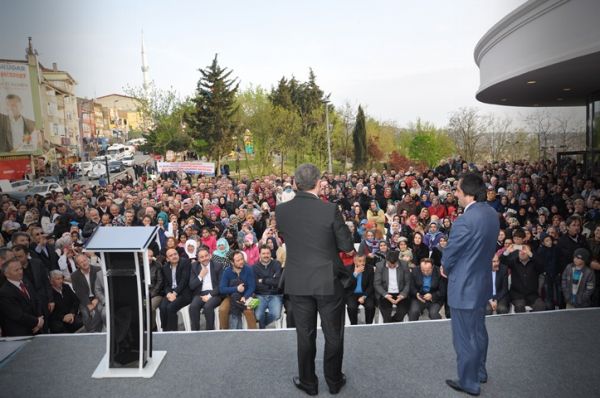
[442,173,500,396]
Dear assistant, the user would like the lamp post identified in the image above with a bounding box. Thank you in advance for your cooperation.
[323,96,332,173]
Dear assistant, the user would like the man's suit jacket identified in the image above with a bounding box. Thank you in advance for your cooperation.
[491,264,509,302]
[410,266,446,303]
[442,202,500,309]
[49,283,80,325]
[347,263,375,298]
[162,259,192,299]
[189,260,222,297]
[0,279,40,336]
[29,243,60,272]
[276,191,354,296]
[24,258,52,307]
[71,265,102,307]
[373,261,411,299]
[0,113,35,152]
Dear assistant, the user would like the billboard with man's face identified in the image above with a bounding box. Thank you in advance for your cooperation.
[0,61,43,156]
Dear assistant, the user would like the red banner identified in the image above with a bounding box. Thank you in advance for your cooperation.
[0,157,31,180]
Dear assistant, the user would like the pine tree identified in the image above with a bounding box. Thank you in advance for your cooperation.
[187,54,239,174]
[353,105,367,169]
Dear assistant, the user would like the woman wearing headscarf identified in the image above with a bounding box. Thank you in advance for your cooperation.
[184,239,198,260]
[212,238,232,269]
[242,234,259,266]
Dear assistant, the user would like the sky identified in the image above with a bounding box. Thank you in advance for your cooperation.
[0,0,584,127]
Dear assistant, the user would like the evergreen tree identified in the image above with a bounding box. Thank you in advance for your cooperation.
[186,54,239,174]
[353,105,367,169]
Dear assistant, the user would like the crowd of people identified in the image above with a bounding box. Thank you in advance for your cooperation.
[0,156,599,336]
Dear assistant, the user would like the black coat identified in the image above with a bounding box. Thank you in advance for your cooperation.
[276,191,354,296]
[347,263,375,297]
[410,266,446,303]
[0,280,41,336]
[48,284,80,332]
[161,259,192,300]
[29,243,60,272]
[491,264,509,302]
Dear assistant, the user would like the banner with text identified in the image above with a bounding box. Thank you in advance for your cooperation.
[157,161,215,175]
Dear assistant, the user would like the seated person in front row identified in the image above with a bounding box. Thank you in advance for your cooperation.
[71,254,103,332]
[48,270,83,333]
[159,248,192,331]
[253,245,283,329]
[189,247,223,330]
[486,255,509,315]
[219,251,257,329]
[346,253,375,325]
[374,250,411,323]
[501,244,545,312]
[408,257,445,321]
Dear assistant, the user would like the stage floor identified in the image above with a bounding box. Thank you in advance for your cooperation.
[1,309,599,398]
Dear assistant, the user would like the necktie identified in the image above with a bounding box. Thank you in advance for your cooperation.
[19,282,30,300]
[67,260,74,274]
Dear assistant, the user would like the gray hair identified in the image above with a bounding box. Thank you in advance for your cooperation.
[49,270,64,279]
[294,163,320,191]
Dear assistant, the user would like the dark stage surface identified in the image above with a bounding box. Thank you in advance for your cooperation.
[1,309,599,398]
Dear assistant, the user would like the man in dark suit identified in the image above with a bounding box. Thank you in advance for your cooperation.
[374,250,411,323]
[29,227,60,272]
[160,248,192,331]
[486,255,509,315]
[12,244,52,317]
[0,258,44,336]
[71,254,103,332]
[188,246,223,330]
[48,270,83,333]
[345,253,375,325]
[408,257,446,321]
[442,172,500,396]
[276,163,354,396]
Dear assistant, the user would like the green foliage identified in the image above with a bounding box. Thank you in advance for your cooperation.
[187,54,240,173]
[142,100,194,155]
[124,81,180,131]
[353,105,367,169]
[406,119,454,167]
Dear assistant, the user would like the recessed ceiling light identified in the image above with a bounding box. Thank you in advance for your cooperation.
[533,103,539,106]
[556,98,564,101]
[562,88,571,91]
[500,98,507,102]
[527,80,537,84]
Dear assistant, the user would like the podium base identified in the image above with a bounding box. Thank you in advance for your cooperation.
[92,351,166,378]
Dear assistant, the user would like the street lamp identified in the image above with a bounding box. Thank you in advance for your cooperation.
[323,96,332,173]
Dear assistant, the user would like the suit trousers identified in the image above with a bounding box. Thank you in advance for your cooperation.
[189,294,222,330]
[378,295,410,323]
[408,299,442,321]
[346,294,375,324]
[450,306,488,395]
[290,288,346,389]
[159,294,191,331]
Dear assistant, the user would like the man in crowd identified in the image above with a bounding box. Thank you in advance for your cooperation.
[218,250,257,329]
[502,244,546,312]
[374,250,411,323]
[408,257,445,321]
[561,248,595,308]
[160,248,192,331]
[253,245,283,328]
[346,253,375,325]
[486,255,509,315]
[189,246,223,330]
[71,253,103,332]
[47,270,83,333]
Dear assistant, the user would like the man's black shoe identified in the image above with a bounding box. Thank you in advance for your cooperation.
[328,373,347,394]
[445,379,480,396]
[293,377,318,396]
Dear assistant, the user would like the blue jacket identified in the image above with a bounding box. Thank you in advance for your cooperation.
[442,202,500,310]
[219,265,256,299]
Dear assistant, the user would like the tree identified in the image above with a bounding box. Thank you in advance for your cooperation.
[124,81,179,132]
[486,115,514,162]
[405,119,454,167]
[353,105,367,169]
[447,107,489,162]
[367,136,384,168]
[186,54,240,175]
[338,101,355,171]
[524,109,553,160]
[142,100,194,155]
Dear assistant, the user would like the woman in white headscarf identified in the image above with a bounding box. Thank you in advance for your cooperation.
[184,239,198,260]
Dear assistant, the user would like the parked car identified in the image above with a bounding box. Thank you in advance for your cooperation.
[87,163,107,179]
[34,176,60,185]
[92,155,114,163]
[108,160,125,173]
[122,155,135,167]
[0,179,32,193]
[73,161,94,177]
[28,183,64,195]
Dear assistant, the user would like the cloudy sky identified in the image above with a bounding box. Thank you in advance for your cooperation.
[4,0,583,127]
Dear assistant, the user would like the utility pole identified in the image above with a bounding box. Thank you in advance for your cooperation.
[324,98,332,173]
